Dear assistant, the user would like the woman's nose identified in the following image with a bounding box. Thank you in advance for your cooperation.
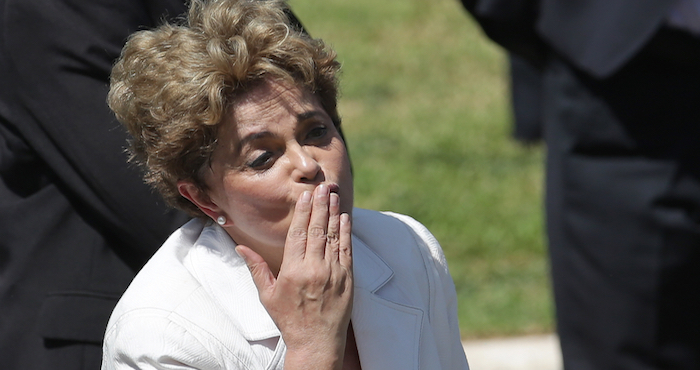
[290,145,321,182]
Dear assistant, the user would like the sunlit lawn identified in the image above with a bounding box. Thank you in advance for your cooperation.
[290,0,552,338]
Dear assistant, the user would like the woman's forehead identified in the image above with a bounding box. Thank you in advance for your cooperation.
[229,80,324,132]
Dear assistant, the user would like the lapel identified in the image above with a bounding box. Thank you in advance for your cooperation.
[194,223,425,369]
[351,235,424,370]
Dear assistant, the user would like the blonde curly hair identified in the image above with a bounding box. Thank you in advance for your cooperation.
[108,0,341,217]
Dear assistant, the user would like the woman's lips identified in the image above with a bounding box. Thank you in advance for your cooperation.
[327,183,340,194]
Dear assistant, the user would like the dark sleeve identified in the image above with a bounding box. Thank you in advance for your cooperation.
[459,0,548,68]
[1,0,190,263]
[509,53,543,143]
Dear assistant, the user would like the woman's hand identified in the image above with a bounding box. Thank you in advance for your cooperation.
[235,184,353,370]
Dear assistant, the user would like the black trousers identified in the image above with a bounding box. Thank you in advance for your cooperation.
[543,28,700,370]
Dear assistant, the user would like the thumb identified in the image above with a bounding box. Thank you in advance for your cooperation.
[235,245,275,295]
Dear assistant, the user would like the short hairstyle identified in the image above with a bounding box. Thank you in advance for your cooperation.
[108,0,341,217]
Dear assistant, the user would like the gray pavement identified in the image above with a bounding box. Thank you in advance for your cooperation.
[462,334,562,370]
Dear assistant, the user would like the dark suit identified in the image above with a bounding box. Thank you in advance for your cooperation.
[0,0,190,368]
[461,1,700,369]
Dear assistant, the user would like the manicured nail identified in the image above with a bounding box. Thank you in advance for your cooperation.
[317,184,328,197]
[301,191,312,203]
[330,192,340,207]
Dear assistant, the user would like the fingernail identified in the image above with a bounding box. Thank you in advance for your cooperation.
[330,192,339,206]
[317,184,328,196]
[340,213,350,224]
[235,246,247,262]
[301,191,312,203]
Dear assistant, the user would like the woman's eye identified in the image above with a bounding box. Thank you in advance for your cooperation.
[307,126,328,140]
[247,151,274,169]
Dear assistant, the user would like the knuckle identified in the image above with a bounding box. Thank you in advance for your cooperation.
[326,231,340,243]
[289,227,308,239]
[286,267,328,286]
[307,269,328,283]
[307,226,327,239]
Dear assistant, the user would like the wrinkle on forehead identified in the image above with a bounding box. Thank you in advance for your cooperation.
[230,79,319,136]
[233,79,311,123]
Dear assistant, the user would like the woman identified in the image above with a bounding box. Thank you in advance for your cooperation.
[102,0,469,369]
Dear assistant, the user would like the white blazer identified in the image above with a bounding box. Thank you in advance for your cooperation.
[102,208,469,370]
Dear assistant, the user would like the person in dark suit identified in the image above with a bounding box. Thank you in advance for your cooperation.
[0,1,191,368]
[460,1,700,369]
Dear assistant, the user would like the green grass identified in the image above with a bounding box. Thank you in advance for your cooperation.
[290,0,553,338]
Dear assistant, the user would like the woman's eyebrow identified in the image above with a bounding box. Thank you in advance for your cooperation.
[297,110,326,121]
[235,110,326,150]
[238,131,274,149]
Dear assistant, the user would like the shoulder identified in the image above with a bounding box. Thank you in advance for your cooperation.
[352,208,451,293]
[351,207,455,302]
[352,208,447,268]
[351,208,425,241]
[352,209,467,368]
[104,219,217,340]
[108,219,207,315]
[102,219,266,369]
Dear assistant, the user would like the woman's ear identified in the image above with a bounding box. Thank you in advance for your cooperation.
[177,181,222,221]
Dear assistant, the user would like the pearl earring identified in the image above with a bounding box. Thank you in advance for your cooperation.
[216,216,226,226]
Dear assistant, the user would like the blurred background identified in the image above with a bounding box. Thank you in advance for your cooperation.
[290,0,552,339]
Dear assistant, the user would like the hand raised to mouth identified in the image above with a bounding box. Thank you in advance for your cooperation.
[236,183,354,370]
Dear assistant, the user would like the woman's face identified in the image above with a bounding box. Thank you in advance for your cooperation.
[185,79,353,265]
